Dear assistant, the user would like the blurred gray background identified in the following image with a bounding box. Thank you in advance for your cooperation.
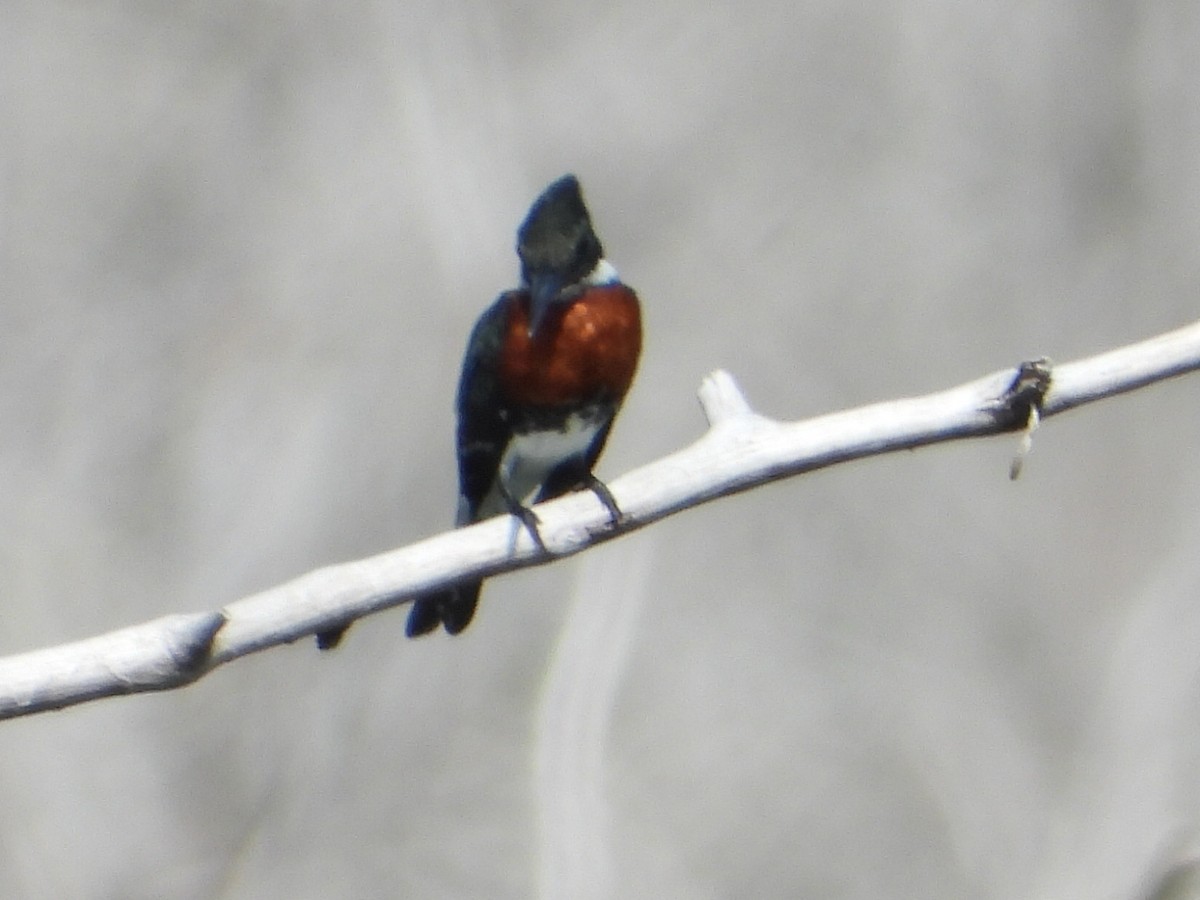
[3,2,1200,898]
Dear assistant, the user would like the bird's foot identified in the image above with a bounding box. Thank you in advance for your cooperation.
[582,474,622,526]
[500,488,547,552]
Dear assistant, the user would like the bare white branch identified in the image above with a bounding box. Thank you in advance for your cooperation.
[1,318,1198,720]
[0,613,225,716]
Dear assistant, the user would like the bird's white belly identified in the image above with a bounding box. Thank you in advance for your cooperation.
[478,413,601,518]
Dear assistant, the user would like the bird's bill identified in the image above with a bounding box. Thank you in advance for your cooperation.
[527,271,563,338]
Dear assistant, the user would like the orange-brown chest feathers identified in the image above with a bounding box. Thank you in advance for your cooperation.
[497,284,642,407]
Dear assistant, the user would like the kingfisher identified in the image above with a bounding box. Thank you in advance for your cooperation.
[405,173,642,637]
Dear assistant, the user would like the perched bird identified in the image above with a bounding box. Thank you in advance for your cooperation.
[406,173,642,637]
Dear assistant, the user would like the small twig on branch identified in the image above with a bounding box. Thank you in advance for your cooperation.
[1,318,1198,721]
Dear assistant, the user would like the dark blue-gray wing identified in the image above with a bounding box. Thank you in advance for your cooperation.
[405,294,513,638]
[454,293,515,522]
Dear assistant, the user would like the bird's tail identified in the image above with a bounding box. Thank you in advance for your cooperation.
[406,581,483,637]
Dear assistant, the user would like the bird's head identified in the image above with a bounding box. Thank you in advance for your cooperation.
[516,174,605,338]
